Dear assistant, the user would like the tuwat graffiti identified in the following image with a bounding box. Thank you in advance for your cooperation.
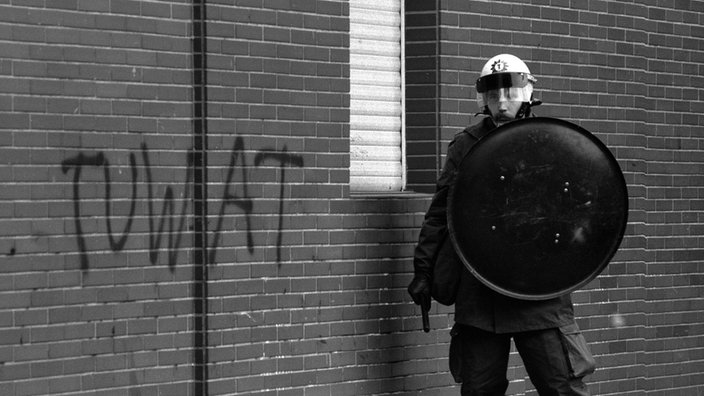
[60,137,304,272]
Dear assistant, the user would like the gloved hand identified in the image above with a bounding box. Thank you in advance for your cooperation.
[408,274,432,332]
[408,274,431,311]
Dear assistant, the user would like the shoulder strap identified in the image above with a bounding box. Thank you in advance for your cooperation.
[465,127,482,141]
[462,117,492,142]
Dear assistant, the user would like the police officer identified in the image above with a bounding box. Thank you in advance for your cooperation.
[408,54,595,395]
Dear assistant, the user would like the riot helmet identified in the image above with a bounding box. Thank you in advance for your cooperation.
[476,54,539,119]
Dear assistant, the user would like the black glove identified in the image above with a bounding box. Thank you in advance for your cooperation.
[408,274,431,311]
[408,274,432,332]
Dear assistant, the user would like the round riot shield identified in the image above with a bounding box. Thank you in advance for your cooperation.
[448,117,628,300]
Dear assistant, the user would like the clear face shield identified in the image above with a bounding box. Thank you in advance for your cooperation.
[479,86,533,107]
[476,72,536,109]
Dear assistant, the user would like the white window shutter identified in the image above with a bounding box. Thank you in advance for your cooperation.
[349,0,405,192]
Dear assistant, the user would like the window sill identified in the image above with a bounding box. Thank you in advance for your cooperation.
[349,190,432,199]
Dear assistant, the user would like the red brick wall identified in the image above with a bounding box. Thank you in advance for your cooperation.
[1,0,703,395]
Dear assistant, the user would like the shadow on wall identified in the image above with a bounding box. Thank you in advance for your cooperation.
[322,196,451,393]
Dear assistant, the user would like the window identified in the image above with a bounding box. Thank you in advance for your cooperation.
[349,0,405,192]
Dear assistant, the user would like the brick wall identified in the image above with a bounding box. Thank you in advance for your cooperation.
[1,0,197,395]
[0,0,703,395]
[407,1,704,395]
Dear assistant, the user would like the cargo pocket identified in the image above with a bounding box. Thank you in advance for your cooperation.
[449,324,463,383]
[559,323,596,378]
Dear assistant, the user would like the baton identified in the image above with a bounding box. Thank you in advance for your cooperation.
[420,297,430,333]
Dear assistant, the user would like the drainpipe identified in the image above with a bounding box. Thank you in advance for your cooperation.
[192,0,209,394]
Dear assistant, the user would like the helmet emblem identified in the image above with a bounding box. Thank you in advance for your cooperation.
[490,59,508,73]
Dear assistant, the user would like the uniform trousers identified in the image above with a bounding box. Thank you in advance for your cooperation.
[452,324,591,396]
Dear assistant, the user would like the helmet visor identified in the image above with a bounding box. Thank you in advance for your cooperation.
[480,86,533,106]
[476,72,535,93]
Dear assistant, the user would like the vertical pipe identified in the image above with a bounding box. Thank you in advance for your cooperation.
[435,0,442,178]
[400,0,407,190]
[192,0,209,394]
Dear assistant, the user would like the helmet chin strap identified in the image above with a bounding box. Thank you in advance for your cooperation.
[515,102,532,119]
[477,106,492,117]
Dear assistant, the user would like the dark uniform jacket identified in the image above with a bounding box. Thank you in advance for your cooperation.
[413,116,575,334]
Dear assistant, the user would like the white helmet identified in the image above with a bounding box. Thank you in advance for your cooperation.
[476,54,537,110]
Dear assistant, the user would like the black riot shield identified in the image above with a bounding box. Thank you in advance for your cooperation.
[448,117,628,300]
